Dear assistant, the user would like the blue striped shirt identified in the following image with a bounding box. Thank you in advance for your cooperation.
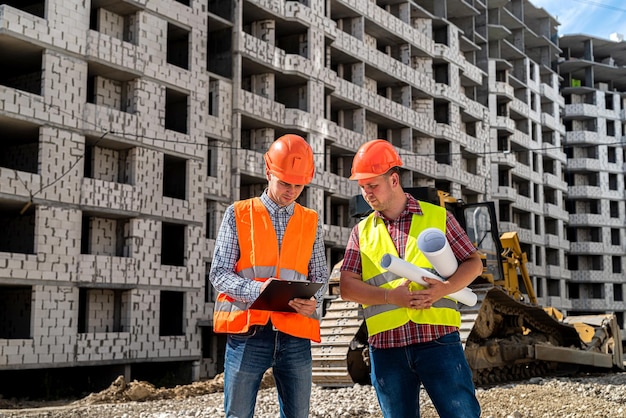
[209,191,328,304]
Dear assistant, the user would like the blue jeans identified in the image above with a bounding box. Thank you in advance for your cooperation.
[370,331,480,418]
[223,321,312,418]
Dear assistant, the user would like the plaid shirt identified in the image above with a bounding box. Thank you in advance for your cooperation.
[341,193,476,348]
[209,191,328,304]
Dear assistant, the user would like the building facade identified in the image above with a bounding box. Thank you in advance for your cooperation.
[558,34,626,327]
[0,0,623,393]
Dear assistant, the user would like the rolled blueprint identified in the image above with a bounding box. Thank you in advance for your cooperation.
[380,253,477,306]
[417,228,458,278]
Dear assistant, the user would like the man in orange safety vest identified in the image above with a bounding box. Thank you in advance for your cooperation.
[209,134,328,418]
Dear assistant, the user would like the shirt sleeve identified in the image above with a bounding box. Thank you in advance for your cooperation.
[208,204,263,303]
[445,211,477,262]
[340,224,362,275]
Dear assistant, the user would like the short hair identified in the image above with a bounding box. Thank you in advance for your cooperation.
[385,166,400,177]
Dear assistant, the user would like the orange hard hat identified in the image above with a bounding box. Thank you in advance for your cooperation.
[264,134,315,185]
[349,139,403,180]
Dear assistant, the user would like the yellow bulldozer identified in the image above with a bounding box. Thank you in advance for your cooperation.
[311,187,624,387]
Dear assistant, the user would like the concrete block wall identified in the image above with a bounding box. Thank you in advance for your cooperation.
[0,0,213,377]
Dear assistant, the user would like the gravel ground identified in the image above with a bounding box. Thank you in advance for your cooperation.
[1,372,626,418]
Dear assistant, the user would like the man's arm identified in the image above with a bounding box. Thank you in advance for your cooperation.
[209,205,263,303]
[339,227,417,309]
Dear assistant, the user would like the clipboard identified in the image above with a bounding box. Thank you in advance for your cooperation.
[249,280,324,312]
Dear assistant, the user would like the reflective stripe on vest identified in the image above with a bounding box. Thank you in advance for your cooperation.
[213,197,322,342]
[359,201,460,336]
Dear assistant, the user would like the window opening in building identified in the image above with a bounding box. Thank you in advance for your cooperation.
[0,39,42,94]
[547,279,560,297]
[163,154,187,200]
[568,283,579,299]
[434,99,450,124]
[206,200,218,240]
[545,248,559,267]
[207,138,218,177]
[161,222,186,266]
[160,291,185,336]
[165,88,189,134]
[207,27,232,78]
[433,63,449,85]
[614,284,623,302]
[434,139,451,165]
[0,204,35,254]
[0,119,39,174]
[0,285,32,339]
[167,23,190,70]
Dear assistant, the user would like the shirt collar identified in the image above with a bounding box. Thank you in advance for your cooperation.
[261,190,295,215]
[375,193,423,222]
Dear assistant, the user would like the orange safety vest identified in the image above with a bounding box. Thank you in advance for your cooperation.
[213,197,321,342]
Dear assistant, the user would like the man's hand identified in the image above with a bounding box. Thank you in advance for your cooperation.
[288,297,317,317]
[408,276,450,309]
[260,278,276,293]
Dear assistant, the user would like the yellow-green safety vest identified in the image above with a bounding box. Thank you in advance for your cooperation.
[358,201,460,336]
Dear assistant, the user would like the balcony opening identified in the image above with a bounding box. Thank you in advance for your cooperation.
[2,0,45,18]
[208,0,233,21]
[0,37,42,94]
[78,288,130,333]
[86,63,137,113]
[89,1,139,43]
[84,139,134,184]
[81,215,131,257]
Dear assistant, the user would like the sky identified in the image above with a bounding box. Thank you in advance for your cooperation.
[532,0,626,40]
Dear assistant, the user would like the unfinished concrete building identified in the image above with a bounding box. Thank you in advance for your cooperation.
[558,34,626,331]
[482,2,573,314]
[0,0,619,394]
